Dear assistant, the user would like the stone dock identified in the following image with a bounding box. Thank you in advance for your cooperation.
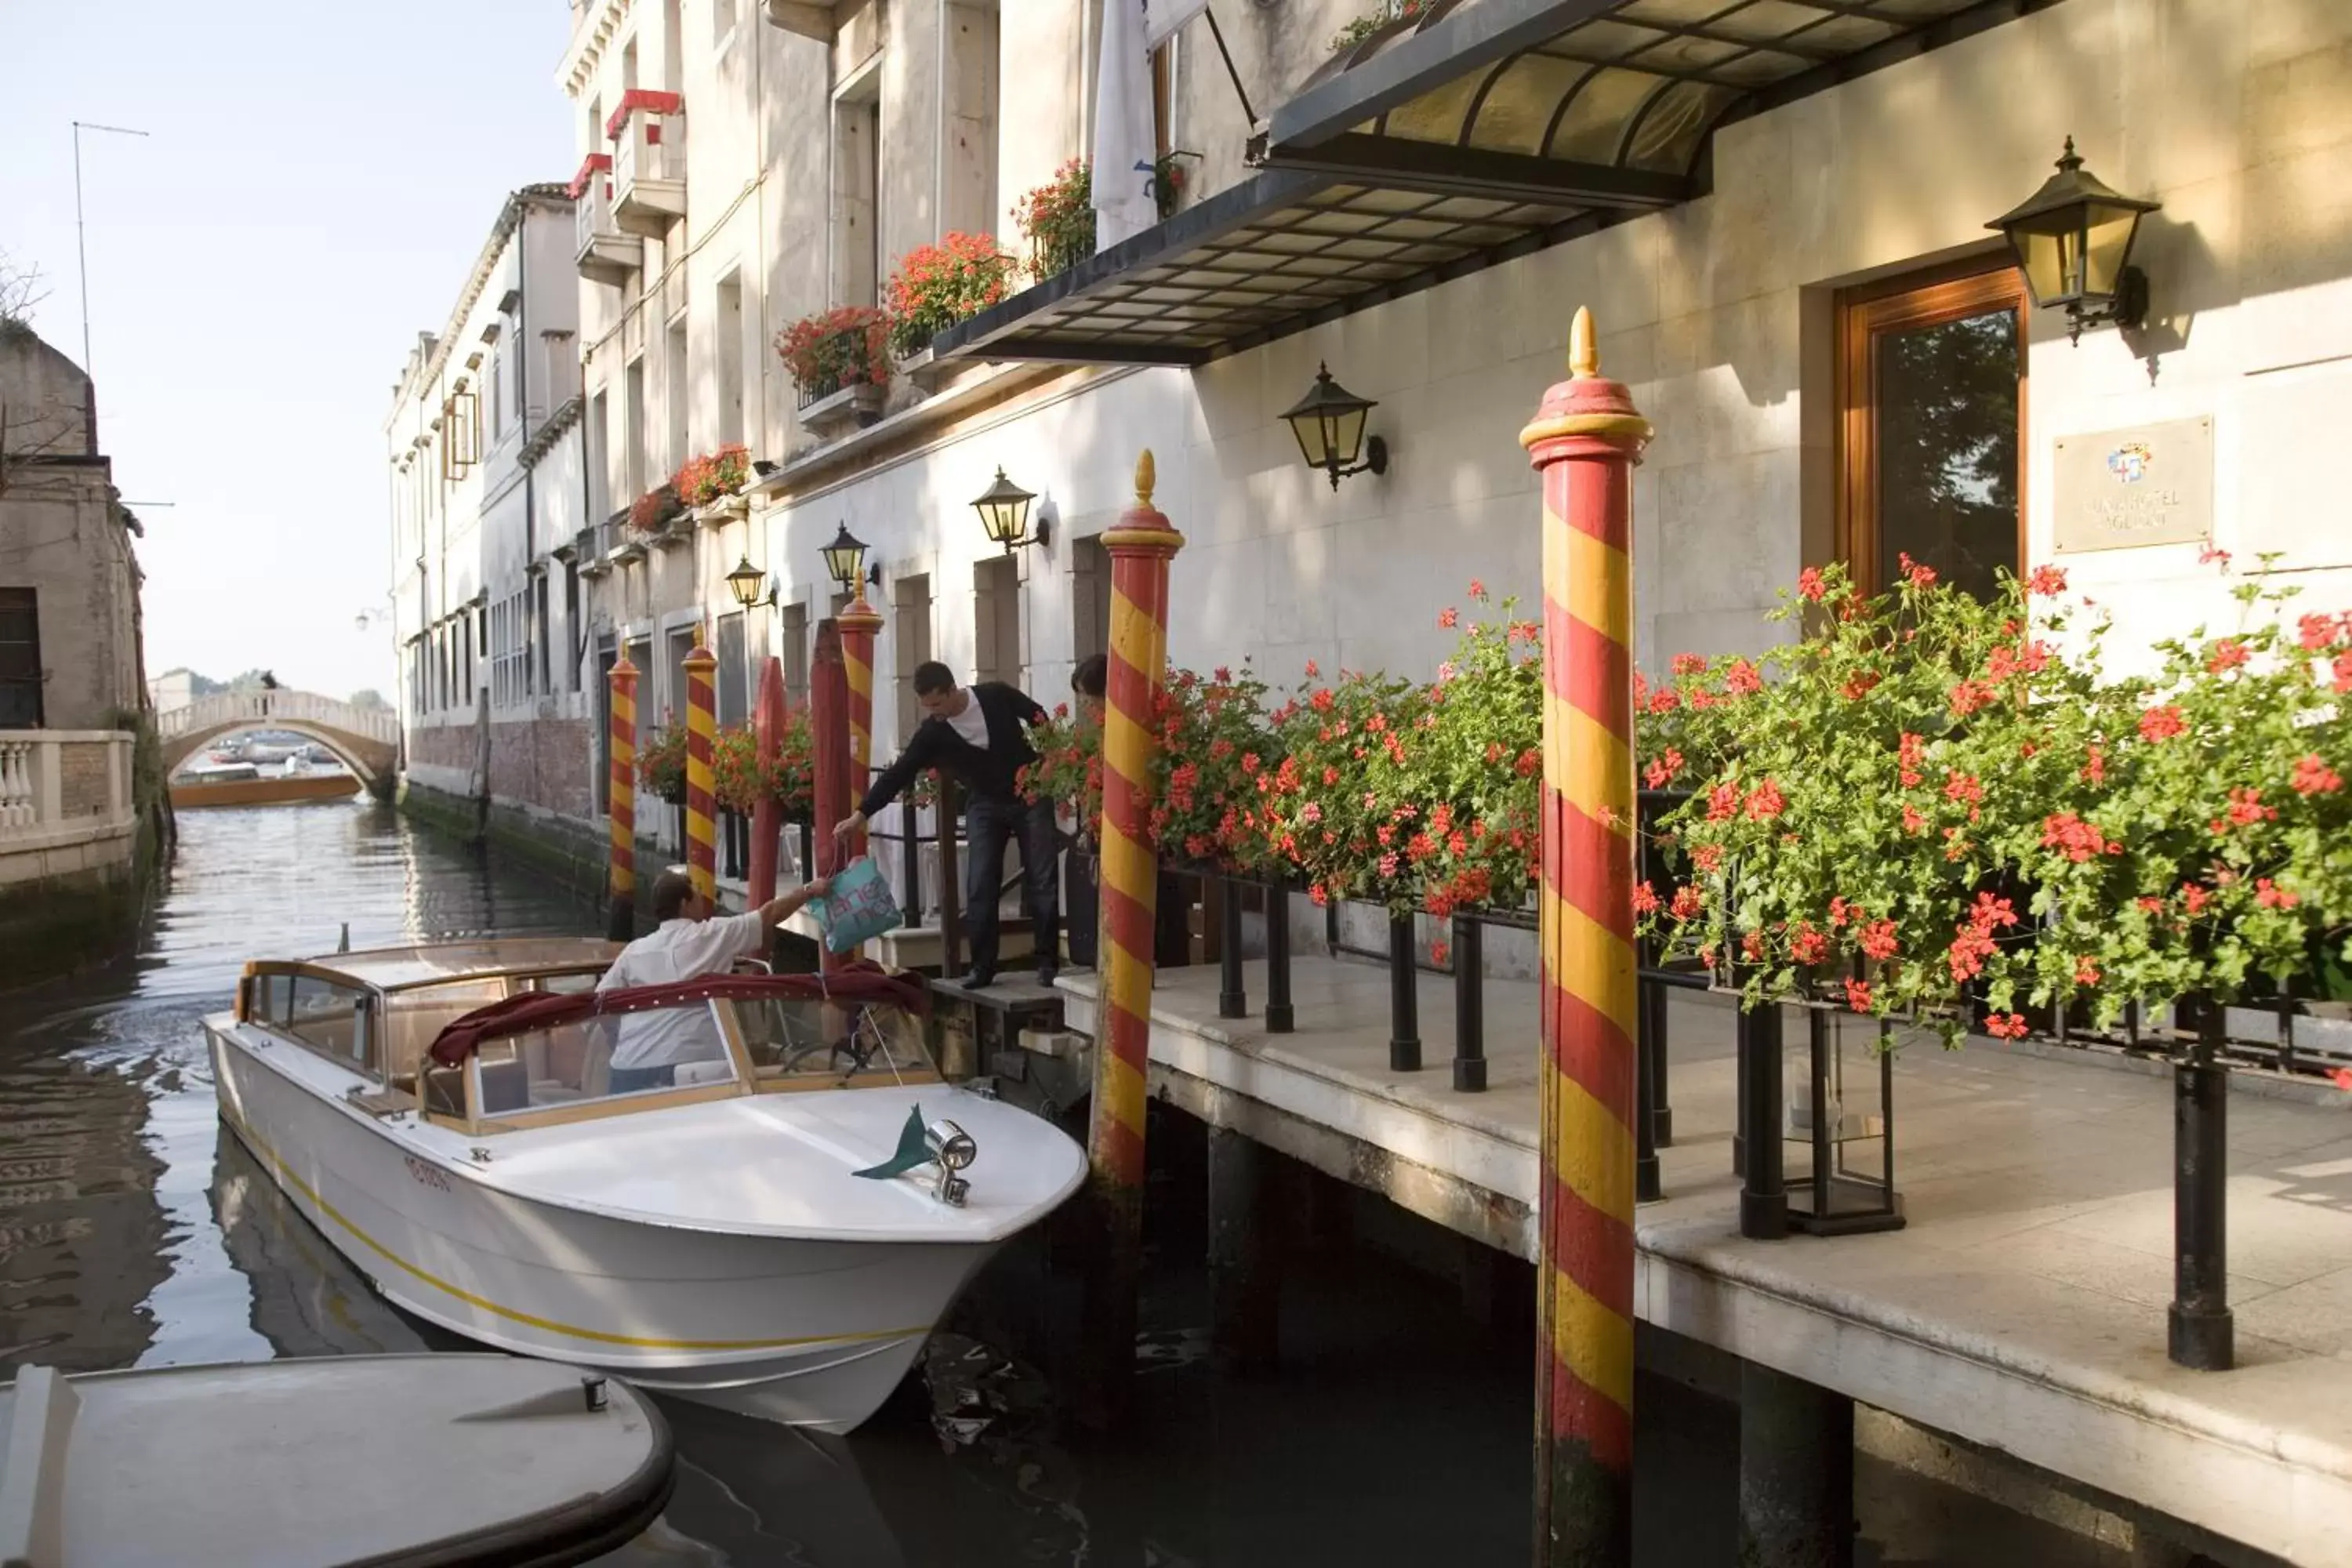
[1036,955,2352,1566]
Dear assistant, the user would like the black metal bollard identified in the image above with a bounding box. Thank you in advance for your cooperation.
[2170,996,2234,1370]
[1649,975,1673,1146]
[1264,879,1294,1033]
[1452,913,1486,1092]
[1388,912,1421,1072]
[1218,877,1247,1018]
[1739,1002,1788,1239]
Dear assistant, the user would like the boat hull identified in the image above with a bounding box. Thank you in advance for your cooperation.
[171,772,358,809]
[210,1029,1009,1433]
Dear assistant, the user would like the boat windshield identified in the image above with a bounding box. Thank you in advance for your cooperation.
[382,974,604,1096]
[423,1000,742,1120]
[730,990,934,1086]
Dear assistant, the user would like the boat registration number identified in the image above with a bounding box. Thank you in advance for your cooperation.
[404,1156,452,1192]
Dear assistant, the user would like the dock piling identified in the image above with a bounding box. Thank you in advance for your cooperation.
[1207,1124,1279,1375]
[604,651,640,941]
[1738,1359,1856,1568]
[1520,306,1651,1565]
[683,633,718,905]
[1739,1002,1788,1240]
[749,658,787,906]
[1081,451,1185,1428]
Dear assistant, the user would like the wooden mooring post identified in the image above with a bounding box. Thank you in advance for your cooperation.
[683,632,719,905]
[1081,451,1184,1428]
[1520,307,1651,1566]
[604,651,640,941]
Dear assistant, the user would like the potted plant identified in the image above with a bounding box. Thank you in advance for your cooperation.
[676,443,753,522]
[885,232,1020,390]
[711,710,815,822]
[637,720,688,808]
[1330,0,1437,56]
[1149,151,1199,222]
[1014,160,1095,283]
[777,307,891,437]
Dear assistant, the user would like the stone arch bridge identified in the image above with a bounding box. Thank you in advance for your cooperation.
[156,691,400,785]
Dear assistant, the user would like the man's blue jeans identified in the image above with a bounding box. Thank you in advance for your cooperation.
[964,793,1059,978]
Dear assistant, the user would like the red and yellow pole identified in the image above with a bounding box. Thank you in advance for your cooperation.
[749,655,789,906]
[606,652,641,941]
[1083,449,1184,1426]
[684,632,719,905]
[837,591,884,862]
[811,622,851,971]
[1519,306,1651,1565]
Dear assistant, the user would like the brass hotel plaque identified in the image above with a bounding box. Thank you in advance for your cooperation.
[2053,416,2214,554]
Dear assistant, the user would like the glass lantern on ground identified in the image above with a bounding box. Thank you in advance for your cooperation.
[1986,138,2162,344]
[1783,998,1904,1235]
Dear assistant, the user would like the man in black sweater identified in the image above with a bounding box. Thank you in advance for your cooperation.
[833,660,1058,989]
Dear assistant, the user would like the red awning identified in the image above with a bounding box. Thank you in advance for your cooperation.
[426,964,929,1067]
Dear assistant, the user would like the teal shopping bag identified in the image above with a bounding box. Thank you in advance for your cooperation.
[813,856,903,954]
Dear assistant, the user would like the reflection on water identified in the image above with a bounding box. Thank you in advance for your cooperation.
[0,800,1533,1567]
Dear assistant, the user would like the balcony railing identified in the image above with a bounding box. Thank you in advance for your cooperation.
[570,154,639,285]
[608,91,686,236]
[0,730,133,847]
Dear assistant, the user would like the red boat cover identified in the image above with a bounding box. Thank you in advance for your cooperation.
[425,963,930,1068]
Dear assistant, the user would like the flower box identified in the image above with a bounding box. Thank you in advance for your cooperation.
[695,492,750,528]
[796,379,887,440]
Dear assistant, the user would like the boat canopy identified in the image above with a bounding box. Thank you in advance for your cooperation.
[293,938,622,993]
[428,965,930,1067]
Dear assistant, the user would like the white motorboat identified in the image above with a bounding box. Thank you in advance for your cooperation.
[0,1353,672,1567]
[204,940,1088,1433]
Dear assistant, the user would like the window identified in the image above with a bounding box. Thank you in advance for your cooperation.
[0,588,41,728]
[1070,539,1110,666]
[891,574,933,746]
[489,350,506,442]
[666,318,690,474]
[459,999,739,1118]
[272,974,373,1072]
[661,0,681,93]
[716,272,746,449]
[832,62,882,308]
[595,635,618,813]
[666,625,695,728]
[1837,261,2027,599]
[587,389,612,522]
[535,575,553,695]
[973,556,1020,687]
[779,603,809,710]
[943,4,1000,241]
[716,611,748,726]
[624,359,647,502]
[492,590,532,708]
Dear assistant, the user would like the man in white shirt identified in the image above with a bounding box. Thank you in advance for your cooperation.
[596,867,829,1093]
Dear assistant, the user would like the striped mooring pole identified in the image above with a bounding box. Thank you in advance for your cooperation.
[837,590,884,862]
[605,650,640,941]
[749,655,789,906]
[1519,306,1651,1566]
[1082,449,1183,1425]
[684,631,719,905]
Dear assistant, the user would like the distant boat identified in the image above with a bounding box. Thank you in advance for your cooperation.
[171,762,358,809]
[0,1354,674,1567]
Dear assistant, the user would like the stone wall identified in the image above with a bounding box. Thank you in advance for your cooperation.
[405,714,594,823]
[60,739,111,817]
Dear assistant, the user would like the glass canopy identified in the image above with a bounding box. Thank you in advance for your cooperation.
[933,0,2015,368]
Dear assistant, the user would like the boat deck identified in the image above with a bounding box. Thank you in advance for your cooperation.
[1057,955,2352,1566]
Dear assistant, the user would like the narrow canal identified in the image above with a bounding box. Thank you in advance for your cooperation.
[0,800,1536,1567]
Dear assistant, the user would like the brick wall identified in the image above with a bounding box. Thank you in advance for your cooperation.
[60,740,111,818]
[406,718,593,823]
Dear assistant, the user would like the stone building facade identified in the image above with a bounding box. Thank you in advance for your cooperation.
[390,0,2352,891]
[0,325,143,731]
[386,187,597,858]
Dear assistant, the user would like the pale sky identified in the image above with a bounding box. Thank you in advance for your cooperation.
[3,1,575,703]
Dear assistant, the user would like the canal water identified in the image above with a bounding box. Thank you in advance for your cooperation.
[0,800,2138,1566]
[0,800,1534,1567]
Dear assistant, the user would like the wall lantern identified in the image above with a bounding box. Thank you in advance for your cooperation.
[724,554,773,610]
[1987,137,2161,344]
[1281,363,1388,490]
[821,523,880,593]
[971,467,1047,553]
